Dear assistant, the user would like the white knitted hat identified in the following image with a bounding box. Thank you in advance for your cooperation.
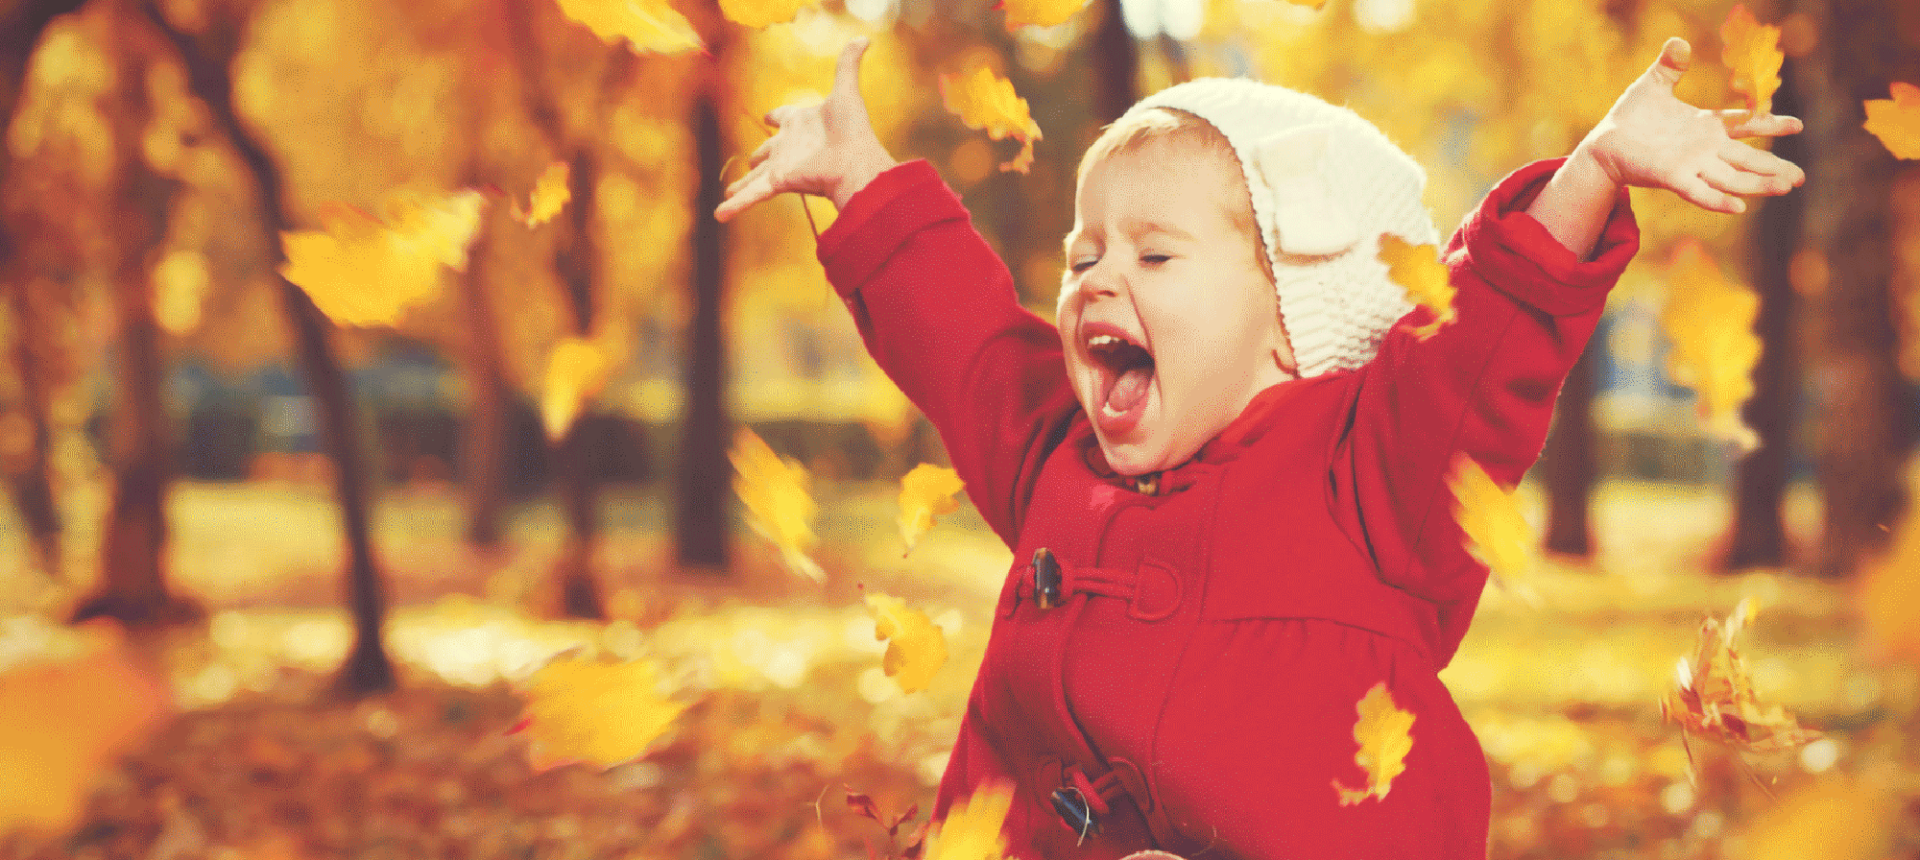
[1121,79,1437,377]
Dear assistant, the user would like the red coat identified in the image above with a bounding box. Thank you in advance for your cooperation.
[817,158,1638,859]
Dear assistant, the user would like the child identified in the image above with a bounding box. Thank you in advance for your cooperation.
[716,36,1802,859]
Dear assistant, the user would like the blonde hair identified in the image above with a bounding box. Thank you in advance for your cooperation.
[1077,107,1264,263]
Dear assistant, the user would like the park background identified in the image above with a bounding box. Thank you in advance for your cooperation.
[2,0,1919,857]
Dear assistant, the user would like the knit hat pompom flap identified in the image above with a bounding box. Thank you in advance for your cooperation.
[1121,79,1438,378]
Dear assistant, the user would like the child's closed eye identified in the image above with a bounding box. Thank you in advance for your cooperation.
[1069,257,1100,273]
[1139,253,1171,266]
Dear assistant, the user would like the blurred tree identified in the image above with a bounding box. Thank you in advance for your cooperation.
[1090,0,1137,125]
[145,0,394,692]
[1786,0,1920,577]
[69,0,203,627]
[676,0,734,574]
[1543,348,1598,558]
[0,0,87,579]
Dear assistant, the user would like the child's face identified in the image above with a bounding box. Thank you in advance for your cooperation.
[1057,137,1296,477]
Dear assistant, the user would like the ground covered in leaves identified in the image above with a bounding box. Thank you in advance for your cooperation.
[0,479,1914,859]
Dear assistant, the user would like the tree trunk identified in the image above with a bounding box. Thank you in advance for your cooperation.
[551,145,607,614]
[144,0,393,693]
[1719,68,1806,574]
[71,0,200,627]
[1788,0,1920,578]
[455,229,510,549]
[1542,343,1597,558]
[677,74,732,572]
[0,0,91,579]
[1090,0,1138,126]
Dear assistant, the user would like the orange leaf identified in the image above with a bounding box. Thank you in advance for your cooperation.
[514,161,571,227]
[1333,681,1414,805]
[512,654,688,771]
[939,64,1042,174]
[1864,81,1920,160]
[1379,235,1455,340]
[1660,598,1822,754]
[1660,240,1760,450]
[731,428,824,581]
[923,781,1013,860]
[279,189,486,327]
[0,633,170,834]
[539,337,612,441]
[718,0,817,27]
[1447,454,1532,581]
[552,0,703,54]
[996,0,1090,29]
[1721,4,1784,115]
[898,463,965,555]
[865,591,949,693]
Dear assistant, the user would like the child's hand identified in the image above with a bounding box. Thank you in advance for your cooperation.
[1576,36,1804,213]
[714,38,897,222]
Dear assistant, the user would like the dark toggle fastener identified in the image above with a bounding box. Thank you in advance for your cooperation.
[1049,787,1099,840]
[1032,548,1062,610]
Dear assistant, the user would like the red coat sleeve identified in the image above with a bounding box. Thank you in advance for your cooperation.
[1330,158,1640,665]
[816,160,1081,547]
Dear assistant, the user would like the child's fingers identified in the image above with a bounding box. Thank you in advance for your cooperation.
[831,38,871,107]
[1720,141,1806,189]
[715,165,776,222]
[747,134,778,168]
[1699,159,1777,198]
[1646,36,1691,89]
[1671,171,1745,214]
[1721,110,1804,138]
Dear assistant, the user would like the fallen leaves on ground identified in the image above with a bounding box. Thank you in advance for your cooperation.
[1661,598,1821,755]
[540,337,613,441]
[1721,5,1783,116]
[279,189,486,327]
[1740,775,1897,860]
[1380,235,1455,340]
[865,591,948,694]
[1859,470,1920,662]
[897,464,965,556]
[731,428,825,582]
[995,0,1089,29]
[513,161,571,227]
[938,64,1042,174]
[923,781,1013,860]
[1334,681,1415,805]
[0,629,169,834]
[1660,240,1760,451]
[1864,81,1920,160]
[511,654,689,771]
[551,0,702,54]
[1448,454,1533,582]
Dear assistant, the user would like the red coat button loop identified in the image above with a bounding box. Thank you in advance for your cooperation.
[1032,548,1062,610]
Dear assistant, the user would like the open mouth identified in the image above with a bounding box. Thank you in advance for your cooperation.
[1085,330,1155,425]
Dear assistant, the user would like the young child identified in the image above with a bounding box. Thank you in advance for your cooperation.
[716,36,1803,859]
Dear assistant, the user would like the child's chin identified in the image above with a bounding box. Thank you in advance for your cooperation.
[1099,442,1166,477]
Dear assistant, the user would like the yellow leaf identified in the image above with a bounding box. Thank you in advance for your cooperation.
[1660,598,1822,753]
[719,0,817,28]
[731,428,824,582]
[1447,454,1532,581]
[1744,777,1897,860]
[865,591,949,694]
[898,463,965,555]
[551,0,703,54]
[279,189,486,327]
[996,0,1090,29]
[1861,471,1920,661]
[924,780,1013,860]
[1378,235,1455,340]
[1660,240,1761,450]
[512,655,688,771]
[1721,4,1783,116]
[540,337,612,441]
[0,634,170,834]
[1282,0,1328,6]
[1864,81,1920,160]
[1332,681,1414,805]
[938,64,1042,174]
[514,161,571,227]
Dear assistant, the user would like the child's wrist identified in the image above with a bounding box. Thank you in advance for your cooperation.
[830,150,898,210]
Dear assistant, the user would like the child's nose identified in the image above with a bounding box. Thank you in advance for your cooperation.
[1075,260,1123,301]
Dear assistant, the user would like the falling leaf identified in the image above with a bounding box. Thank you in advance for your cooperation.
[1861,471,1920,661]
[923,780,1013,860]
[1660,598,1822,753]
[731,428,825,582]
[540,337,612,441]
[1333,681,1415,805]
[280,189,486,327]
[898,463,965,555]
[1447,454,1532,581]
[0,633,170,834]
[865,591,948,694]
[514,161,571,227]
[1660,240,1760,450]
[1721,4,1783,115]
[995,0,1090,29]
[552,0,703,54]
[1743,776,1897,860]
[719,0,817,27]
[1379,235,1455,340]
[1864,81,1920,160]
[938,64,1042,174]
[511,654,688,771]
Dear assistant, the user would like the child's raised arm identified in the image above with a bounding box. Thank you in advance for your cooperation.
[1527,37,1805,257]
[714,39,897,222]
